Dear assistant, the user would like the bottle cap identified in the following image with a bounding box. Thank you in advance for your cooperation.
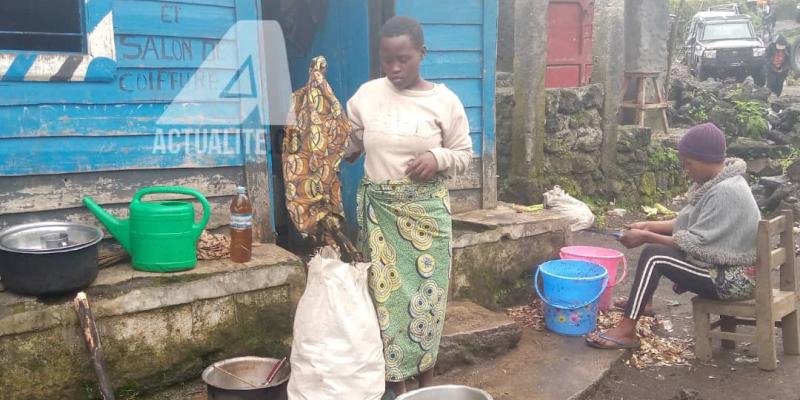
[237,186,246,194]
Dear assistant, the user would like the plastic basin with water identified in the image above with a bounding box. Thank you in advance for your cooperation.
[395,385,493,400]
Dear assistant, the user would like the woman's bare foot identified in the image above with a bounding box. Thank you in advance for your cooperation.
[586,318,640,349]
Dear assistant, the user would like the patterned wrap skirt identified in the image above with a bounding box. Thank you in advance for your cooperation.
[357,177,452,382]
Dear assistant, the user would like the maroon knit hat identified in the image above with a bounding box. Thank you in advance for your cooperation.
[677,123,726,163]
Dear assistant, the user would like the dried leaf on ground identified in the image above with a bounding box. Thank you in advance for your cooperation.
[505,300,546,331]
[197,230,231,260]
[505,304,694,369]
[599,310,695,369]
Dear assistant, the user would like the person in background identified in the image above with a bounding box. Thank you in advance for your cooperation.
[765,35,792,96]
[586,123,760,349]
[345,15,473,399]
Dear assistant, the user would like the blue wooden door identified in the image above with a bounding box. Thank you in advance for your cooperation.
[396,0,498,208]
[284,0,370,238]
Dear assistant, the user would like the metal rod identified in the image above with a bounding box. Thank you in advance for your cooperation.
[212,365,261,389]
[265,357,288,385]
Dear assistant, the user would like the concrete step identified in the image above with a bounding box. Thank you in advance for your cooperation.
[436,301,523,374]
[144,301,522,399]
[435,327,626,400]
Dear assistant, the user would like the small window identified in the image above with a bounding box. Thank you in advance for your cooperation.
[0,0,85,53]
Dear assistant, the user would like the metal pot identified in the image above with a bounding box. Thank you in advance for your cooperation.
[395,385,493,400]
[202,357,289,400]
[0,222,102,296]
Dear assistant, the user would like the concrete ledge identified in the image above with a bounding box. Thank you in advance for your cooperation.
[0,244,305,400]
[452,202,572,249]
[437,301,522,374]
[451,204,572,309]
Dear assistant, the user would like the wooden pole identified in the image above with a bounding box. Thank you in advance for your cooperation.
[74,292,116,400]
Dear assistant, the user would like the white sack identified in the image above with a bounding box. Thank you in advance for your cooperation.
[287,247,385,400]
[543,185,595,231]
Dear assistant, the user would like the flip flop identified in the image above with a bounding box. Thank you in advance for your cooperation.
[586,332,641,350]
[612,298,655,317]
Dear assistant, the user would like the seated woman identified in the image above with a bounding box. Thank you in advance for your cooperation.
[587,123,760,349]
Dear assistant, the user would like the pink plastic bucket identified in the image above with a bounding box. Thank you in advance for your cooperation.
[559,246,627,311]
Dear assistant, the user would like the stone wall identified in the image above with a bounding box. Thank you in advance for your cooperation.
[497,72,686,206]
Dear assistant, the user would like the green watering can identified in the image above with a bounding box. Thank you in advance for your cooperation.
[83,186,211,272]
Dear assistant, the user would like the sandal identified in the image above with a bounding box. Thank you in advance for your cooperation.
[585,332,641,350]
[612,297,655,317]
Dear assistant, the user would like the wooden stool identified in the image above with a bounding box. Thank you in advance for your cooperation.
[691,210,800,371]
[621,71,670,133]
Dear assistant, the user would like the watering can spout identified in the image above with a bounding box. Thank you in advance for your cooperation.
[83,196,131,252]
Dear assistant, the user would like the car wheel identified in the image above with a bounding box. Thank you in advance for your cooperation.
[697,65,710,81]
[792,38,800,74]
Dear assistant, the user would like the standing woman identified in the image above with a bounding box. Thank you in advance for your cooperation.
[345,16,473,398]
[765,35,792,97]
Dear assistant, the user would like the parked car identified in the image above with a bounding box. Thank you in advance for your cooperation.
[684,13,766,86]
[796,1,800,22]
[708,3,741,14]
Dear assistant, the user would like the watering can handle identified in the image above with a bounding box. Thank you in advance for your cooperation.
[132,187,211,237]
[534,267,609,310]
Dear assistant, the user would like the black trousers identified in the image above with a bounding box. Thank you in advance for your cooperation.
[767,69,788,96]
[624,244,719,319]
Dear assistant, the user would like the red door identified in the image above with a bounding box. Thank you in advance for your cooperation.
[545,0,594,88]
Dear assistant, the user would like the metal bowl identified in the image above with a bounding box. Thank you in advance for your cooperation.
[202,356,289,400]
[0,222,102,254]
[0,222,102,295]
[395,385,493,400]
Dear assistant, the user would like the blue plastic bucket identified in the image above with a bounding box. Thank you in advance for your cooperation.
[534,259,608,336]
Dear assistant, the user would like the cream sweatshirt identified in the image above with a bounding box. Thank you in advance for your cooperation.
[346,78,473,182]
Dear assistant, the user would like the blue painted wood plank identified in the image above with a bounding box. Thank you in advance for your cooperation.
[424,25,482,51]
[0,134,246,175]
[138,0,235,7]
[471,132,482,155]
[234,0,259,20]
[481,0,499,204]
[116,36,239,69]
[465,107,483,134]
[0,103,243,137]
[0,68,246,105]
[113,0,236,40]
[434,79,482,108]
[86,0,115,34]
[482,0,498,153]
[397,0,483,24]
[422,51,482,79]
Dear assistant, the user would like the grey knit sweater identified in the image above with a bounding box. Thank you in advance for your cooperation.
[673,158,759,269]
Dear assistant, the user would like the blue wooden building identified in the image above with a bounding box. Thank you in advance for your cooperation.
[0,0,498,243]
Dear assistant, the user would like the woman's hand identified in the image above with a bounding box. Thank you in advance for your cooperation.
[618,229,650,249]
[405,152,439,182]
[344,151,362,163]
[625,222,649,231]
